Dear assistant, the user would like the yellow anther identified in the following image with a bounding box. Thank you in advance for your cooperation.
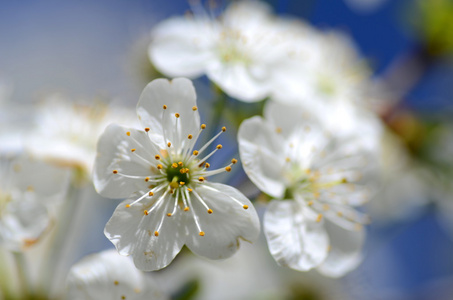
[225,166,232,172]
[285,157,291,162]
[154,231,159,236]
[231,158,237,164]
[187,188,193,192]
[316,214,323,222]
[243,205,249,210]
[201,124,206,129]
[341,178,348,184]
[323,204,330,211]
[121,296,126,300]
[148,185,154,189]
[192,106,197,111]
[131,148,136,152]
[337,212,343,217]
[275,127,282,133]
[305,169,311,174]
[167,142,171,147]
[167,213,172,217]
[184,207,190,211]
[307,201,314,206]
[178,161,183,167]
[157,164,163,169]
[145,127,150,132]
[112,170,118,174]
[148,192,154,196]
[145,177,150,182]
[193,150,199,155]
[172,162,178,168]
[198,177,205,182]
[199,231,205,236]
[188,134,193,139]
[207,209,213,214]
[222,126,226,132]
[216,144,222,149]
[179,168,186,174]
[114,281,119,285]
[144,210,149,215]
[205,162,210,168]
[180,182,185,186]
[175,113,180,118]
[163,105,167,109]
[125,204,130,208]
[155,155,161,160]
[126,132,131,136]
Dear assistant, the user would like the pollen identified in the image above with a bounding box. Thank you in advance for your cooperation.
[163,105,167,109]
[175,113,180,118]
[154,231,159,236]
[125,204,131,208]
[243,205,249,210]
[199,231,205,236]
[192,106,198,111]
[205,162,210,168]
[193,150,199,155]
[131,148,136,152]
[207,209,213,214]
[157,164,163,169]
[167,142,171,147]
[179,182,185,186]
[187,188,193,192]
[316,214,323,222]
[145,177,150,182]
[155,155,161,160]
[222,126,226,132]
[198,177,205,182]
[148,192,154,196]
[188,134,193,139]
[145,127,150,132]
[231,158,237,164]
[172,162,178,168]
[201,124,206,129]
[225,166,232,172]
[112,170,118,174]
[178,161,183,167]
[167,213,172,217]
[184,207,190,211]
[216,144,222,149]
[126,132,131,136]
[144,210,149,215]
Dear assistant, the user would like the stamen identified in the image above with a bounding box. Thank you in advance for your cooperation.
[188,134,193,139]
[192,189,213,214]
[155,155,161,160]
[231,158,237,164]
[225,166,232,172]
[154,231,159,236]
[200,185,248,210]
[163,105,167,110]
[316,214,323,222]
[183,189,204,236]
[131,148,136,152]
[243,205,248,210]
[222,126,226,132]
[199,231,205,236]
[145,128,150,132]
[192,106,197,111]
[201,124,206,129]
[167,142,171,147]
[175,113,180,118]
[126,132,131,136]
[113,170,118,174]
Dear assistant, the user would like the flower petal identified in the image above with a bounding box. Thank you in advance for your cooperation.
[136,78,200,151]
[184,182,260,260]
[104,195,186,271]
[93,124,158,199]
[149,17,216,78]
[238,116,286,198]
[317,220,365,277]
[264,200,329,271]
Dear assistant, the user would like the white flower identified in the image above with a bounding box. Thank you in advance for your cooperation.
[272,29,372,109]
[66,249,167,300]
[149,1,302,102]
[26,96,137,175]
[94,78,260,271]
[0,155,69,251]
[238,101,376,277]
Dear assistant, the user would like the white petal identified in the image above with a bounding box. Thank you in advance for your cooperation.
[93,124,157,199]
[238,116,286,198]
[66,249,167,300]
[104,195,186,271]
[184,182,260,260]
[206,63,270,102]
[149,17,216,78]
[317,220,365,277]
[136,78,200,151]
[0,192,50,251]
[264,200,329,271]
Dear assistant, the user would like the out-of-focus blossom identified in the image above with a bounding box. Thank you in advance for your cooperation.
[66,249,167,300]
[238,101,378,277]
[0,155,70,252]
[273,29,373,109]
[149,1,304,102]
[94,78,260,271]
[25,95,137,176]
